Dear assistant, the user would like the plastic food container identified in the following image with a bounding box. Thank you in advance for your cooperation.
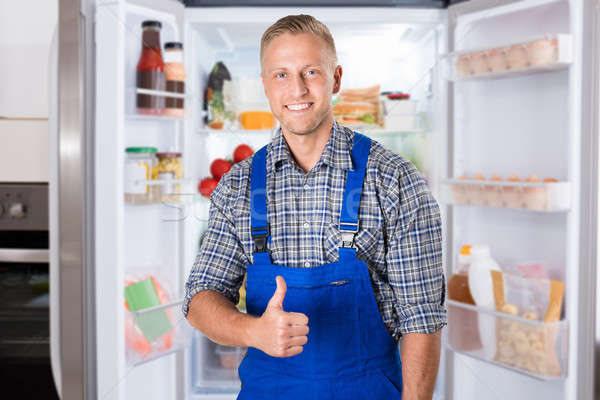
[124,147,158,204]
[238,111,275,130]
[156,152,183,203]
[215,344,246,370]
[446,300,568,380]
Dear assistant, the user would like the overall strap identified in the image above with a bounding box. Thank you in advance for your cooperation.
[339,133,371,262]
[250,144,272,264]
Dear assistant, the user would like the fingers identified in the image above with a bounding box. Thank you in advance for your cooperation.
[286,334,308,347]
[287,312,309,326]
[281,345,304,358]
[287,324,309,337]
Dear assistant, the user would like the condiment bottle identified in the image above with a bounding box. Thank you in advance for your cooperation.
[448,245,475,304]
[164,42,186,117]
[136,20,166,115]
[468,244,502,359]
[447,245,482,352]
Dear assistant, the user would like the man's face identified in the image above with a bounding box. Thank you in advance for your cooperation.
[261,32,342,136]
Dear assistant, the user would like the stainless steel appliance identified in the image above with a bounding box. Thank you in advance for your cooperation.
[0,183,58,398]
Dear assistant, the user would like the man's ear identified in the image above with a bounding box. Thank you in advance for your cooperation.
[332,65,343,94]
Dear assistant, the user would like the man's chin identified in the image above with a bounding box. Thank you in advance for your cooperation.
[281,121,317,136]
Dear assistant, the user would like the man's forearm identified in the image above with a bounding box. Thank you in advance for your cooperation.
[186,290,258,348]
[400,331,442,400]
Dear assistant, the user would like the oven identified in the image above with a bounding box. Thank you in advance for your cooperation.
[0,183,58,398]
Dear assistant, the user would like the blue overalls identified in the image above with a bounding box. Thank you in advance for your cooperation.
[237,133,403,399]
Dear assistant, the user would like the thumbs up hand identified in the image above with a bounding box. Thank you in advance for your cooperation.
[253,276,309,358]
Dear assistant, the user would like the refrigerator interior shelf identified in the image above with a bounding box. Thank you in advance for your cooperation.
[198,127,276,135]
[443,33,572,81]
[446,300,568,381]
[362,128,427,136]
[126,299,193,368]
[442,179,571,212]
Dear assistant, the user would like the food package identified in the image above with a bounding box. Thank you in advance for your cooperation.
[239,111,275,130]
[333,85,381,126]
[491,270,564,376]
[204,62,234,129]
[124,274,175,362]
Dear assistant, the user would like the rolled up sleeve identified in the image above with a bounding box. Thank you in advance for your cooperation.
[182,177,248,318]
[385,162,446,337]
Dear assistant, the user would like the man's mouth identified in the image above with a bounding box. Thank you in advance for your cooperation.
[285,102,313,111]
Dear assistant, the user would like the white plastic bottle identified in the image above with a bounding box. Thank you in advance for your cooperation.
[467,244,502,359]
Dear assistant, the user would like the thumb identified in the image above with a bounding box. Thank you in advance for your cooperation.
[266,275,286,311]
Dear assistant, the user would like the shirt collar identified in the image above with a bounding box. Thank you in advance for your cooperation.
[269,119,354,172]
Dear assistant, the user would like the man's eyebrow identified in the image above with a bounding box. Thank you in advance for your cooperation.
[267,64,323,74]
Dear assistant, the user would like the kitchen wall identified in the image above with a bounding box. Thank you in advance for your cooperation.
[0,1,58,182]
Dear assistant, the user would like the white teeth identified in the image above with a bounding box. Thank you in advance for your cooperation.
[287,103,311,111]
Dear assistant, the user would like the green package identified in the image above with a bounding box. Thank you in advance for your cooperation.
[125,278,172,343]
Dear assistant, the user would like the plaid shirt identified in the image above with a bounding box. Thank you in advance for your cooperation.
[183,120,446,341]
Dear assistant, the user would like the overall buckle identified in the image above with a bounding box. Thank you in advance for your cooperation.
[251,225,270,253]
[339,220,359,248]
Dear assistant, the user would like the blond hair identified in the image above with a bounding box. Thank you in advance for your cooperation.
[260,14,337,69]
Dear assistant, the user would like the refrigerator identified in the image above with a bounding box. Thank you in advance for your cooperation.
[51,0,599,399]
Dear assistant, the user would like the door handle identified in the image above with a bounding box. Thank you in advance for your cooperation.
[0,248,50,263]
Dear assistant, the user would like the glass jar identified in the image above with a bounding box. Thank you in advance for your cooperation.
[124,147,158,204]
[164,42,186,118]
[136,20,166,115]
[156,152,183,203]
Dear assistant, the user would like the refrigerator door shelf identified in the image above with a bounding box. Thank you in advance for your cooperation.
[191,332,244,393]
[446,300,568,381]
[126,178,198,205]
[442,179,571,212]
[442,33,573,81]
[126,87,186,121]
[126,300,193,368]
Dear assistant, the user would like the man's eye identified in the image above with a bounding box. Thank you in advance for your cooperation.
[307,70,316,76]
[276,73,286,79]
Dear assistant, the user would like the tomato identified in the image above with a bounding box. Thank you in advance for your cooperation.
[198,177,218,198]
[233,144,254,163]
[210,158,232,180]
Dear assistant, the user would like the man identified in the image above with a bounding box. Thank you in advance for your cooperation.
[184,14,446,399]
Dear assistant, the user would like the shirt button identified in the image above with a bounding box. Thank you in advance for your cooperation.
[303,222,310,229]
[304,184,310,190]
[304,261,311,267]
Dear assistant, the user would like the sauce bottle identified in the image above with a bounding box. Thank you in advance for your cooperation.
[136,20,166,115]
[164,42,186,117]
[448,245,482,351]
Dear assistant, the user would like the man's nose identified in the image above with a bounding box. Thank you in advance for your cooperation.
[290,74,308,98]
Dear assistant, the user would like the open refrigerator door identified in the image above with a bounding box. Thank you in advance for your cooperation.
[95,1,192,399]
[442,0,597,399]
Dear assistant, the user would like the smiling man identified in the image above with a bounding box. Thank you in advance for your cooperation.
[184,14,446,400]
